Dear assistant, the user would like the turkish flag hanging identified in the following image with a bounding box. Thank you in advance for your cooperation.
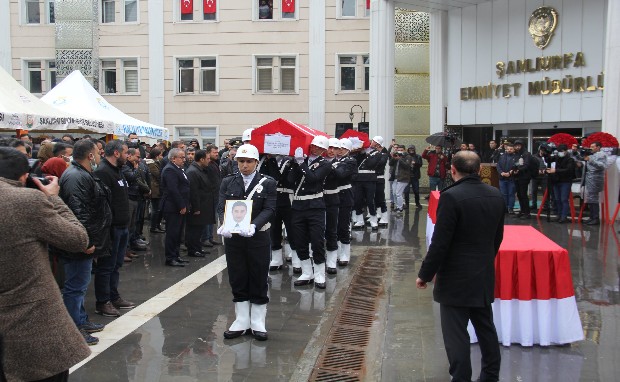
[282,0,295,13]
[204,0,216,14]
[181,0,192,14]
[366,0,370,9]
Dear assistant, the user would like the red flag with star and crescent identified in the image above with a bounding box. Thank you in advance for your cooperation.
[204,0,216,14]
[181,0,192,14]
[282,0,295,13]
[366,0,370,9]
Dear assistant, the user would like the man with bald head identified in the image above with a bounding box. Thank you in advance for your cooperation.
[417,151,505,382]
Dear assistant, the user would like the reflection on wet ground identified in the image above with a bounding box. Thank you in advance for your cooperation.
[70,206,620,381]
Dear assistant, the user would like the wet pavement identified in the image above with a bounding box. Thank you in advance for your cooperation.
[70,205,620,381]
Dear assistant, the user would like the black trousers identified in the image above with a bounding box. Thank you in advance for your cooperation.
[440,304,500,382]
[515,179,530,214]
[291,208,326,264]
[325,205,339,251]
[337,206,352,244]
[32,370,69,382]
[185,223,205,254]
[354,181,376,216]
[224,230,270,304]
[270,205,295,250]
[374,179,387,213]
[164,212,185,261]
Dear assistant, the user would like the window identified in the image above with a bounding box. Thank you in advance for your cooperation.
[176,57,218,94]
[203,0,216,20]
[339,0,369,18]
[26,61,42,93]
[101,58,140,94]
[48,61,57,90]
[258,0,273,20]
[255,55,297,94]
[102,0,115,23]
[337,54,370,93]
[47,0,55,23]
[124,0,137,22]
[25,0,40,24]
[175,127,218,149]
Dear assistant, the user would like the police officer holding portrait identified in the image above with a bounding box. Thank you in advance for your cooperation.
[217,144,277,341]
[288,136,332,289]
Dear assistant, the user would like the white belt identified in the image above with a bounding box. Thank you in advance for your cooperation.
[338,184,352,191]
[376,175,385,179]
[358,170,374,174]
[324,189,339,195]
[277,187,293,194]
[293,192,324,201]
[259,222,271,231]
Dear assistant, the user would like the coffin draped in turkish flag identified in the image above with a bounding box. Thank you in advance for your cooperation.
[250,118,330,156]
[340,128,370,149]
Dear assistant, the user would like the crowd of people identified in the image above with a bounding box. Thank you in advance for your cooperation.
[0,129,617,381]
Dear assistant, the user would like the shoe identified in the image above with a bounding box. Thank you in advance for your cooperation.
[130,243,147,251]
[252,330,268,341]
[176,257,190,263]
[292,267,302,274]
[326,267,337,274]
[165,260,185,267]
[508,208,515,215]
[269,264,283,271]
[188,251,206,257]
[127,251,139,259]
[424,195,430,200]
[123,256,133,262]
[95,302,120,317]
[112,298,136,310]
[79,321,105,333]
[585,218,600,225]
[79,328,99,346]
[150,228,165,233]
[135,238,149,245]
[201,240,214,247]
[223,329,249,339]
[209,239,221,246]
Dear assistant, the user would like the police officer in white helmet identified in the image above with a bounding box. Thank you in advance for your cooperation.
[217,144,277,341]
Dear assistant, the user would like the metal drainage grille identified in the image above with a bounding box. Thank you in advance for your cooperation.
[309,247,388,381]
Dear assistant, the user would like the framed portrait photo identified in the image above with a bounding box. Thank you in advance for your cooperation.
[223,200,253,233]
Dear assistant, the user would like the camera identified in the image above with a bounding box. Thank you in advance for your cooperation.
[579,148,593,157]
[25,175,50,189]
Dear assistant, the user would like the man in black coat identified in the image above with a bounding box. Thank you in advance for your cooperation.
[160,148,191,267]
[185,150,216,257]
[417,151,504,382]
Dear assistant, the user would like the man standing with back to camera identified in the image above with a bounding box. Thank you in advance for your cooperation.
[417,151,504,382]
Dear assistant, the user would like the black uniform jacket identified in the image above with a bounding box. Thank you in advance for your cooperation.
[335,156,358,207]
[275,158,296,208]
[287,155,332,210]
[217,171,277,231]
[418,175,505,307]
[353,149,383,182]
[323,158,340,206]
[160,162,190,214]
[186,162,216,226]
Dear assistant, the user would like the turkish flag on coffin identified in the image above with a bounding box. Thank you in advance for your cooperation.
[181,0,192,14]
[204,0,216,14]
[282,0,295,13]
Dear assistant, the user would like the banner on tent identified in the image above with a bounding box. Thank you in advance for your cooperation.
[114,124,170,140]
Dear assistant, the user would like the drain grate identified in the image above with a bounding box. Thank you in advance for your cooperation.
[309,247,389,381]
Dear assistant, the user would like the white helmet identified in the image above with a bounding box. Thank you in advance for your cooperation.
[235,144,260,161]
[242,128,253,142]
[310,135,329,150]
[340,138,353,151]
[372,136,384,146]
[328,138,341,148]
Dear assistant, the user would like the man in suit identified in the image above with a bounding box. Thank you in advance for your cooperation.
[160,148,191,267]
[185,149,215,257]
[417,151,504,382]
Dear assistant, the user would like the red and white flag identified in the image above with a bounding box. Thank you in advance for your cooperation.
[181,0,192,14]
[366,0,370,9]
[282,0,295,13]
[204,0,216,14]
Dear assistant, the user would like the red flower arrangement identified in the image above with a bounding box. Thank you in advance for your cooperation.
[581,132,619,148]
[547,133,578,146]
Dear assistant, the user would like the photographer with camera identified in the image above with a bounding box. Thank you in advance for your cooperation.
[390,145,412,213]
[511,140,536,219]
[545,144,576,223]
[583,142,607,225]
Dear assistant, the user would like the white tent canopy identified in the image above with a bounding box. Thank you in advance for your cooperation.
[42,70,169,141]
[0,66,114,134]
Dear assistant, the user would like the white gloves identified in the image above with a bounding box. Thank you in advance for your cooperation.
[364,147,373,154]
[216,225,232,238]
[332,161,340,169]
[239,224,256,238]
[294,147,305,164]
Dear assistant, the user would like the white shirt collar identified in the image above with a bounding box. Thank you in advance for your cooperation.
[241,171,257,190]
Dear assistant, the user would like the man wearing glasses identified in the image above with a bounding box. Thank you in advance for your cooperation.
[160,148,191,266]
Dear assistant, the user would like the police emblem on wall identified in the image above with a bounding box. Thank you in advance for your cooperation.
[528,6,558,49]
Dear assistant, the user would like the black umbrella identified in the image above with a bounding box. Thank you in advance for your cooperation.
[425,132,461,147]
